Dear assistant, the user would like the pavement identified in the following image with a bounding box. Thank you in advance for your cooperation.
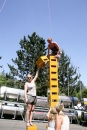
[0,119,87,130]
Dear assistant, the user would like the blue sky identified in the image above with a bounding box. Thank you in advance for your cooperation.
[0,0,87,86]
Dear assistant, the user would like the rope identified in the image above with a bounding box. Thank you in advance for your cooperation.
[48,0,52,37]
[0,0,6,13]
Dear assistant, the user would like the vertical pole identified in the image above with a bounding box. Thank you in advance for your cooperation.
[78,67,81,100]
[67,66,69,96]
[68,80,69,96]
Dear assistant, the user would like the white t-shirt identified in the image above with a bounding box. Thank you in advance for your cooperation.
[61,115,69,130]
[48,120,55,130]
[27,81,36,96]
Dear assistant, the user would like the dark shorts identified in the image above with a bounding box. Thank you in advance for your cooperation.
[27,95,37,105]
[51,51,58,55]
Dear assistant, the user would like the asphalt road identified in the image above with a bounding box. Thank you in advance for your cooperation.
[0,119,87,130]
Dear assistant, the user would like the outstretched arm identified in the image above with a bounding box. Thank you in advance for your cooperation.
[46,107,51,121]
[33,68,39,82]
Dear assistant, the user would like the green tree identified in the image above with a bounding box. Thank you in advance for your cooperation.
[0,71,17,88]
[75,80,86,100]
[8,32,48,96]
[0,71,6,86]
[76,92,80,101]
[5,72,24,88]
[0,56,6,86]
[75,80,85,93]
[82,89,87,98]
[0,56,3,68]
[58,50,78,96]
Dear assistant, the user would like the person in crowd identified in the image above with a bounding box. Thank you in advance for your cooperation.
[46,107,57,130]
[55,102,70,130]
[24,68,39,126]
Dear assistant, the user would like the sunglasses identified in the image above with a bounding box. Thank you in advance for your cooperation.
[28,77,31,79]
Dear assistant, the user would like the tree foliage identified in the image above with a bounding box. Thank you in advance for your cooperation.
[76,88,87,100]
[82,89,87,98]
[58,50,78,96]
[0,56,3,68]
[75,80,85,93]
[0,71,20,88]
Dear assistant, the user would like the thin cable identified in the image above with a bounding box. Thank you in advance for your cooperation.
[48,0,52,37]
[0,0,6,13]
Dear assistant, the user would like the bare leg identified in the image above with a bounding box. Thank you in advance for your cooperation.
[26,104,32,126]
[54,54,61,59]
[29,105,35,125]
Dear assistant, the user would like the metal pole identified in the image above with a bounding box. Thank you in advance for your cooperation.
[67,66,69,96]
[78,67,81,100]
[68,79,69,96]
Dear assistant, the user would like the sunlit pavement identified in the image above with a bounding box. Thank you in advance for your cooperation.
[0,119,87,130]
